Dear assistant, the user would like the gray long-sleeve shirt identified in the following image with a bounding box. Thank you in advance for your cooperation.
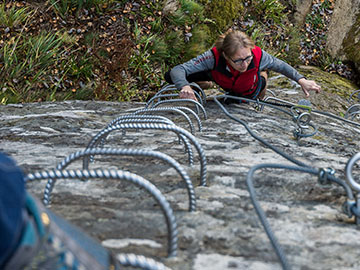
[170,49,304,90]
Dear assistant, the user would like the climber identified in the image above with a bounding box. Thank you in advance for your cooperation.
[165,30,321,102]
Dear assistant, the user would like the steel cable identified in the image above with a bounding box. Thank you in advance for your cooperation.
[247,163,354,270]
[262,96,360,128]
[213,95,309,167]
[214,94,355,269]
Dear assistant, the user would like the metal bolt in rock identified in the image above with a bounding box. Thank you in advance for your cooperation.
[346,153,360,192]
[291,109,317,140]
[292,124,317,140]
[43,148,197,212]
[83,123,207,186]
[26,168,178,257]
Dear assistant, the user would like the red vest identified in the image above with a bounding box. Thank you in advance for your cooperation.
[211,46,262,96]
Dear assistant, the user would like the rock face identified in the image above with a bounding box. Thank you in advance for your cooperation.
[326,0,360,73]
[293,0,313,25]
[1,75,360,269]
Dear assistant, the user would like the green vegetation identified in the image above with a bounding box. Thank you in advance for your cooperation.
[0,3,30,27]
[49,0,112,18]
[0,0,352,105]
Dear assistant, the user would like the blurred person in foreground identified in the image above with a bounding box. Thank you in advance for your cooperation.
[0,152,121,270]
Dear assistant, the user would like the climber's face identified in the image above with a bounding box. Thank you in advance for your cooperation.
[224,47,253,73]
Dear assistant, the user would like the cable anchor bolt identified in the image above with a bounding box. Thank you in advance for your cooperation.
[318,167,335,186]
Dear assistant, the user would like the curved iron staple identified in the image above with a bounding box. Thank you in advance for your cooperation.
[111,119,176,129]
[43,148,196,212]
[173,106,203,132]
[247,163,354,270]
[146,93,179,108]
[152,84,205,105]
[107,118,177,142]
[345,104,360,120]
[140,106,203,133]
[188,82,207,104]
[89,119,194,167]
[152,99,208,120]
[26,168,178,258]
[267,89,277,97]
[347,89,360,104]
[134,107,195,134]
[159,84,206,104]
[83,123,207,186]
[108,114,176,128]
[345,152,360,192]
[91,115,178,162]
[117,253,172,270]
[154,84,178,96]
[106,115,187,155]
[146,94,202,116]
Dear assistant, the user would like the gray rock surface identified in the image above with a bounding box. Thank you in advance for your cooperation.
[326,0,360,73]
[1,77,360,270]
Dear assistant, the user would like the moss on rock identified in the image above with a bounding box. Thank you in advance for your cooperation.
[268,65,358,115]
[198,0,243,44]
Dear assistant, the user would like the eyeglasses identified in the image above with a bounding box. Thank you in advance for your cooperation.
[228,54,253,65]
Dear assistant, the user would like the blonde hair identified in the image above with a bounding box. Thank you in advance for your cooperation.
[215,30,255,57]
